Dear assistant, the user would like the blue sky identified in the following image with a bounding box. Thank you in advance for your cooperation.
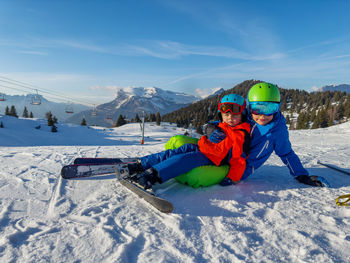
[1,0,350,105]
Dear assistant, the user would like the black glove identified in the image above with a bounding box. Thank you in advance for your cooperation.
[220,177,236,186]
[204,123,216,138]
[295,175,326,187]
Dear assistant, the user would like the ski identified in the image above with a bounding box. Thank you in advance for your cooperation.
[61,158,137,179]
[61,163,117,179]
[117,176,174,213]
[74,157,126,165]
[317,160,350,176]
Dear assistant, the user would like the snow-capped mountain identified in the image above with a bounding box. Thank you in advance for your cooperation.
[66,87,200,127]
[206,87,225,98]
[319,84,350,93]
[0,93,90,121]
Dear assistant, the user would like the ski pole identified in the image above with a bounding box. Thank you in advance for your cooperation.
[317,160,350,176]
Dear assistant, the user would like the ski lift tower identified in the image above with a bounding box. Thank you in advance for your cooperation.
[141,111,145,144]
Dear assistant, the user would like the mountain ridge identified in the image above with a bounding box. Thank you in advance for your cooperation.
[66,86,201,127]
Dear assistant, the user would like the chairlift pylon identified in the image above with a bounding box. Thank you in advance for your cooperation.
[31,89,41,105]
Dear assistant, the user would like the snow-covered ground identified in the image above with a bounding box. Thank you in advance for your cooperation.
[0,115,350,262]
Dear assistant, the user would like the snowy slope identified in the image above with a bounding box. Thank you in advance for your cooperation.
[0,114,350,262]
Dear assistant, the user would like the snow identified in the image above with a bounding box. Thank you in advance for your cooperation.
[1,114,350,262]
[115,86,199,104]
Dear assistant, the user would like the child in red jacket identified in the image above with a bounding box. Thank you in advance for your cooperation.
[116,94,251,189]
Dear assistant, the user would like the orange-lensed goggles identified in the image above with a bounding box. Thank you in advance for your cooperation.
[218,102,245,115]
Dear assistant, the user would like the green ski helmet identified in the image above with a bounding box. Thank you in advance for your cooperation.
[248,82,280,102]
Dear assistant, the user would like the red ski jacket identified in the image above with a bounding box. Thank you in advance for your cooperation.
[198,122,251,182]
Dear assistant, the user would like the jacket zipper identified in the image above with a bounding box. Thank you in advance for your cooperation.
[256,140,269,158]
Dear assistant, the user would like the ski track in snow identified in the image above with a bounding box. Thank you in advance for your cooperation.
[0,120,350,262]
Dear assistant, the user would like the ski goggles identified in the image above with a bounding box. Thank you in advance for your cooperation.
[249,101,280,116]
[218,102,245,115]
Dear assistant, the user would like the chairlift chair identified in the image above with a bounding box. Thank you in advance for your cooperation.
[65,103,74,114]
[91,106,97,116]
[31,89,41,105]
[106,114,113,120]
[0,93,5,101]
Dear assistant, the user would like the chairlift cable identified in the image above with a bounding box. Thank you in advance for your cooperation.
[0,76,96,107]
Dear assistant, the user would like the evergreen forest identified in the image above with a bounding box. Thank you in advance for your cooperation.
[161,80,350,134]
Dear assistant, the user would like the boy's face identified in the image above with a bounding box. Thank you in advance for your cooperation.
[222,112,242,127]
[251,114,273,126]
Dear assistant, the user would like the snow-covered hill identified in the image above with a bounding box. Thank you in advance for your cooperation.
[66,87,201,127]
[1,114,350,262]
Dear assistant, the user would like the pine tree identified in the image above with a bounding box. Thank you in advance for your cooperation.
[81,118,87,126]
[47,112,54,126]
[53,116,58,124]
[285,115,291,124]
[312,109,329,129]
[0,121,3,128]
[135,114,141,123]
[30,112,34,118]
[310,108,317,121]
[115,114,126,127]
[9,105,18,117]
[296,113,308,129]
[22,107,29,118]
[336,104,345,122]
[5,106,9,115]
[155,112,161,126]
[150,113,156,122]
[51,124,57,132]
[319,109,329,128]
[344,100,350,118]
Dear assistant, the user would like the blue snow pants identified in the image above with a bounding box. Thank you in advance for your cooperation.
[140,143,215,183]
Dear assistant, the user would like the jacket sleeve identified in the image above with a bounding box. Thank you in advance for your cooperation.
[274,127,309,177]
[198,135,232,166]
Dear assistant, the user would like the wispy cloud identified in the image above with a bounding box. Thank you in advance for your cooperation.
[1,36,284,60]
[158,0,281,55]
[17,50,48,56]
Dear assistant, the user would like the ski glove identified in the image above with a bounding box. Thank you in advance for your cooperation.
[204,123,226,143]
[204,123,216,138]
[220,177,236,186]
[295,175,330,187]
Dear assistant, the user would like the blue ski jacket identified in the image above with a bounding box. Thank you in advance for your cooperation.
[241,111,308,180]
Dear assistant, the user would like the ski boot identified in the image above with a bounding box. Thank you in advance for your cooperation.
[130,168,162,190]
[115,159,143,179]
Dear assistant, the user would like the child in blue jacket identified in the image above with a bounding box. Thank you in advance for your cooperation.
[242,82,328,187]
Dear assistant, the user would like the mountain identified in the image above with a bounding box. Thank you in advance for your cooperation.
[0,93,90,121]
[319,84,350,93]
[207,87,225,98]
[66,87,200,127]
